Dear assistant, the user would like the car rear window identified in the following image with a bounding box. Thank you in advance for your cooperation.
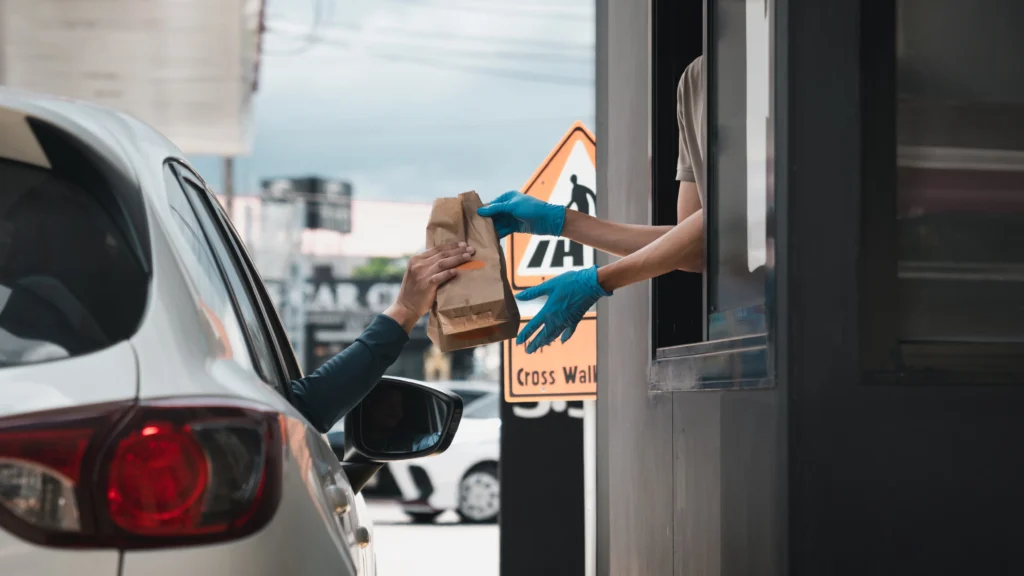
[0,159,148,367]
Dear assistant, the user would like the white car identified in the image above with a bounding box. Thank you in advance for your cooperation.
[388,391,500,524]
[0,89,461,576]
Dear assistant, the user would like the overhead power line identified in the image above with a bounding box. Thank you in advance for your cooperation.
[363,24,594,53]
[264,0,327,56]
[370,51,592,85]
[379,0,594,21]
[271,20,594,57]
[265,25,594,87]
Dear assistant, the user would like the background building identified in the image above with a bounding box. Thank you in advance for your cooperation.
[217,191,500,382]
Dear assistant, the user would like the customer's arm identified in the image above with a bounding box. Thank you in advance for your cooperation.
[290,312,410,433]
[290,242,475,432]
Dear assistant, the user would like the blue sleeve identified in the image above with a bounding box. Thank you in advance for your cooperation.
[290,314,410,433]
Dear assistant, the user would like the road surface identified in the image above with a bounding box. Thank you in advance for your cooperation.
[367,502,499,576]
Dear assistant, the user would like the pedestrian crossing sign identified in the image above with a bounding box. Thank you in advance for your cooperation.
[508,122,597,303]
[504,122,598,403]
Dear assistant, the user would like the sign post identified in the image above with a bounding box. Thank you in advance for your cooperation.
[500,122,597,576]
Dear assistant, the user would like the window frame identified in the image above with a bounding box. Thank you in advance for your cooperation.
[648,0,776,392]
[858,0,1024,385]
[649,0,705,351]
[205,183,304,384]
[166,160,294,396]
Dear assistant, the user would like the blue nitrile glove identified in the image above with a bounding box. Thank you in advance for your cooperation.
[477,191,566,240]
[516,266,612,354]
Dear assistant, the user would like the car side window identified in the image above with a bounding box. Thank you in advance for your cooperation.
[204,197,304,383]
[162,164,256,375]
[172,165,290,395]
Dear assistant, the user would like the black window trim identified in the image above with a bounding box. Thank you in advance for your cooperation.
[649,0,705,353]
[164,160,292,396]
[203,183,304,384]
[648,0,776,392]
[858,0,1024,385]
[25,117,152,278]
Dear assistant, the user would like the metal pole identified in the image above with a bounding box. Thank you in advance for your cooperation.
[223,156,234,214]
[289,196,307,372]
[584,399,597,576]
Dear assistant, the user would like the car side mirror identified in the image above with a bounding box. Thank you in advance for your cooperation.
[344,376,463,462]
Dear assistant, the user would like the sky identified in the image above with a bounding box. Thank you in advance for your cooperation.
[189,0,595,204]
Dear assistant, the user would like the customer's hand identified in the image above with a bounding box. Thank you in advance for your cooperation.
[515,266,612,354]
[385,242,475,333]
[477,191,566,239]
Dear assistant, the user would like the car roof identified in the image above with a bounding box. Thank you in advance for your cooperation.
[0,88,211,277]
[430,380,499,391]
[0,87,193,204]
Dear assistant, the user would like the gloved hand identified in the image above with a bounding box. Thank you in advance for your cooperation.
[477,191,566,240]
[516,266,612,354]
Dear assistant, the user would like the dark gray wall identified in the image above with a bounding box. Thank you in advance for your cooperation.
[598,1,785,574]
[596,0,675,574]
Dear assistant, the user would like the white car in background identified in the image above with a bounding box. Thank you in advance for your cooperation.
[388,391,501,524]
[0,89,462,576]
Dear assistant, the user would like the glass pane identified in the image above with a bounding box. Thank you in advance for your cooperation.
[178,175,285,389]
[163,166,256,374]
[897,0,1024,342]
[707,0,772,338]
[0,160,148,366]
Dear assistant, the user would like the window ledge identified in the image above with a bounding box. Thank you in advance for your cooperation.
[649,334,773,392]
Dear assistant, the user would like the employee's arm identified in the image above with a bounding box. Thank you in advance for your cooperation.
[290,242,474,432]
[510,182,703,353]
[478,181,700,260]
[596,205,703,291]
[562,180,701,257]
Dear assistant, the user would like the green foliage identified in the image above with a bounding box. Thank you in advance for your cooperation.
[352,256,406,279]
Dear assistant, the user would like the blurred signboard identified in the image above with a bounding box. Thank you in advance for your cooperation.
[503,122,598,403]
[0,0,262,156]
[265,272,428,371]
[261,177,353,234]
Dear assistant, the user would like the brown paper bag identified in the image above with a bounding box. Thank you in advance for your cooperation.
[426,191,520,352]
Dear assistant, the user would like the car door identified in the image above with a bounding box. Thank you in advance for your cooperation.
[172,164,374,574]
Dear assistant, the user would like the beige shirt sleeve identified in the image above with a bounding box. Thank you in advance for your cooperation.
[676,72,695,183]
[675,57,704,184]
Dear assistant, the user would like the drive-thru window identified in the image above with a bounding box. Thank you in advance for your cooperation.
[598,0,1024,574]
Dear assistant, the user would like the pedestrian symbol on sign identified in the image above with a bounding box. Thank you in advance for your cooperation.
[515,141,597,279]
[566,174,596,215]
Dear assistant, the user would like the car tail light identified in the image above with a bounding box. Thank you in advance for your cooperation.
[0,399,282,548]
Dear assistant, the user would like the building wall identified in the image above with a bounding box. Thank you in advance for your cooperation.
[597,1,785,574]
[596,0,675,574]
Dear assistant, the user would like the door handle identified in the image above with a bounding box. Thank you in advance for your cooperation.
[355,526,371,548]
[325,484,351,515]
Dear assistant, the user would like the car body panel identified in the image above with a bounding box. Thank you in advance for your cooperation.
[0,342,137,419]
[0,535,119,576]
[0,89,372,575]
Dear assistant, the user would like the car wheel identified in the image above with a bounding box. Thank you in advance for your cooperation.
[406,511,442,524]
[457,463,500,524]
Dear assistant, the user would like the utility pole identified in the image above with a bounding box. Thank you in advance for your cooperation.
[223,156,234,215]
